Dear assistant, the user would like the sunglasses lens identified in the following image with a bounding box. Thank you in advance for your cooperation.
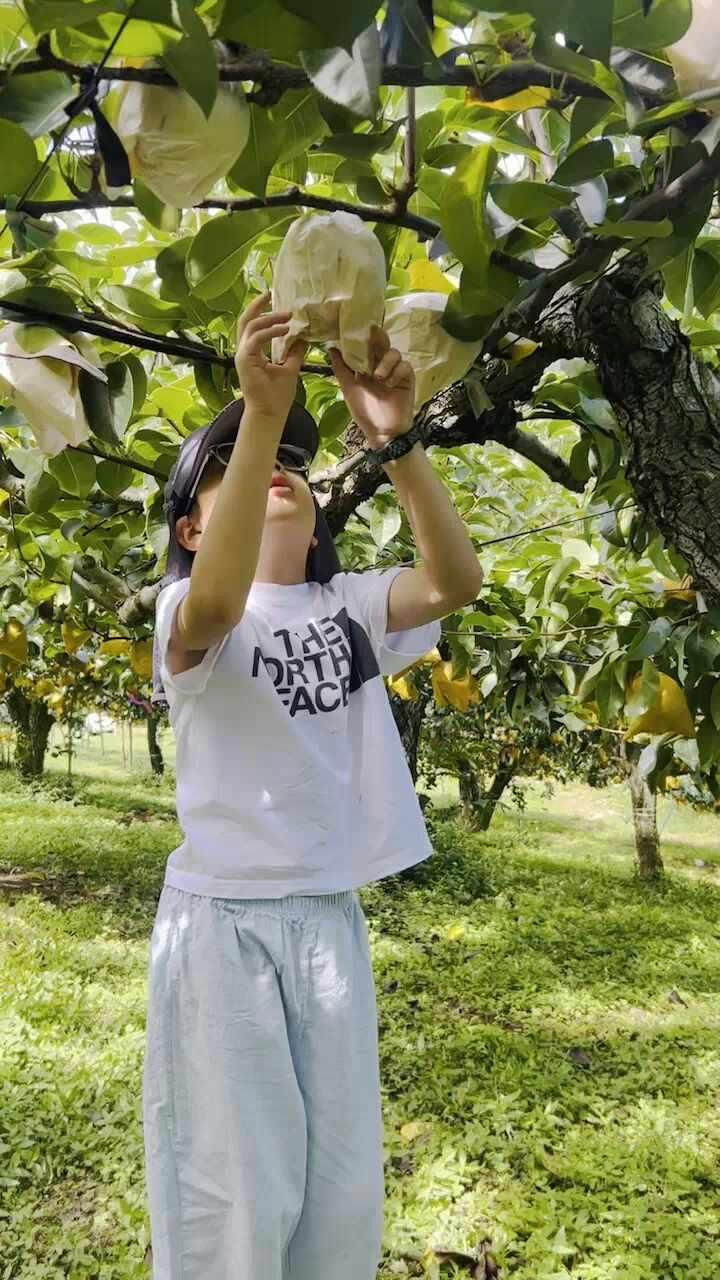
[277,445,310,473]
[214,443,234,465]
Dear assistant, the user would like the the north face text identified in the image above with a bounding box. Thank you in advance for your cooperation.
[251,614,353,716]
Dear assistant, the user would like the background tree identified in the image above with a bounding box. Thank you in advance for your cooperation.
[0,0,718,843]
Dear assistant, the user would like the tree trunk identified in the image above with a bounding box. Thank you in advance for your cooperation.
[147,713,164,776]
[575,260,720,604]
[457,756,517,830]
[628,755,663,879]
[457,756,483,825]
[389,689,430,783]
[6,688,54,779]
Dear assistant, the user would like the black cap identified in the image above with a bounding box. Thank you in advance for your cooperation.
[151,397,342,707]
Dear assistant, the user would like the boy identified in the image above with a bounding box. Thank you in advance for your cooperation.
[144,293,482,1280]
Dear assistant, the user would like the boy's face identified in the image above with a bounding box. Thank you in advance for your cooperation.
[174,455,318,558]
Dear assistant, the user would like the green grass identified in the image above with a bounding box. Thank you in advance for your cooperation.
[0,744,719,1279]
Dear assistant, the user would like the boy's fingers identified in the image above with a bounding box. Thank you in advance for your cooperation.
[368,324,390,372]
[373,348,401,381]
[244,311,291,338]
[245,323,290,353]
[280,339,309,372]
[385,359,414,389]
[236,292,271,339]
[329,346,352,384]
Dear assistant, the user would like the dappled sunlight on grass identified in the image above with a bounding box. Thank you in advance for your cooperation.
[1,754,719,1278]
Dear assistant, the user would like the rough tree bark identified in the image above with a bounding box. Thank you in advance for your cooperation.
[627,753,664,879]
[147,713,164,776]
[575,260,720,604]
[6,688,54,779]
[457,755,517,830]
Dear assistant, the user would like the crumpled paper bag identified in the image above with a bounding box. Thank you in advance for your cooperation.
[667,0,720,114]
[0,323,107,456]
[271,211,386,373]
[112,83,250,206]
[383,292,483,408]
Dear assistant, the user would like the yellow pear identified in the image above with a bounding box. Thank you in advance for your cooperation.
[408,259,454,295]
[387,673,418,701]
[99,638,131,657]
[625,670,695,740]
[33,678,55,698]
[391,646,443,683]
[432,661,480,712]
[130,638,153,679]
[661,576,696,604]
[0,620,28,664]
[62,620,91,654]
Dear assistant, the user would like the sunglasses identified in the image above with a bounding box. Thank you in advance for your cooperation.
[185,440,312,511]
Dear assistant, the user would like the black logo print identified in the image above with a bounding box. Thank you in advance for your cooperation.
[250,608,380,717]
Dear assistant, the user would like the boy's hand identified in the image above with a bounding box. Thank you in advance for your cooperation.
[235,293,307,422]
[329,325,415,450]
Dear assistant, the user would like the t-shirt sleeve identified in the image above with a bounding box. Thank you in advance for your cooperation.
[340,566,442,677]
[154,578,233,697]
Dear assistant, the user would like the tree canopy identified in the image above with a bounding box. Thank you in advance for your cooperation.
[1,0,720,801]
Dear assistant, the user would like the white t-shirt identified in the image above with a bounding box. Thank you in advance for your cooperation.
[154,567,441,898]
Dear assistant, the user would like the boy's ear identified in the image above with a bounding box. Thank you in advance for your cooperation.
[175,513,202,553]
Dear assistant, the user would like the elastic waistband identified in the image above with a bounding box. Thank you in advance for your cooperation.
[165,885,357,915]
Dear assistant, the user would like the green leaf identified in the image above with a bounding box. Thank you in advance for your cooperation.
[553,139,615,186]
[98,285,186,334]
[489,0,613,64]
[280,0,380,49]
[710,679,720,734]
[0,120,39,196]
[626,616,673,660]
[0,71,74,137]
[186,209,293,300]
[133,179,181,233]
[228,103,283,196]
[77,370,118,447]
[162,0,218,118]
[534,33,625,109]
[124,354,148,416]
[380,0,438,68]
[319,399,350,440]
[48,447,96,498]
[96,459,132,498]
[106,361,134,440]
[595,217,673,238]
[23,0,125,33]
[218,0,325,61]
[25,465,61,514]
[612,0,692,52]
[301,24,381,119]
[490,180,574,219]
[320,120,400,160]
[369,503,401,549]
[440,144,497,277]
[569,98,612,148]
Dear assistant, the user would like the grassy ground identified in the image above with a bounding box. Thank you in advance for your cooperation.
[0,738,719,1279]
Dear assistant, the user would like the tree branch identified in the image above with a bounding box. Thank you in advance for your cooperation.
[73,443,169,482]
[485,142,720,350]
[11,50,623,104]
[6,186,440,240]
[0,298,233,367]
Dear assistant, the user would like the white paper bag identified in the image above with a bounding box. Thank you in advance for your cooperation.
[383,292,483,408]
[271,211,387,374]
[0,323,107,456]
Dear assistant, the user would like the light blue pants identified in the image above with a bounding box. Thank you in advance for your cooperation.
[142,885,385,1280]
